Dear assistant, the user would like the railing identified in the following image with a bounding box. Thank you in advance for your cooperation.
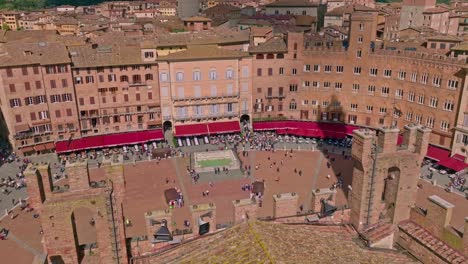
[174,112,238,121]
[370,49,467,65]
[14,130,53,140]
[265,93,286,99]
[172,93,240,102]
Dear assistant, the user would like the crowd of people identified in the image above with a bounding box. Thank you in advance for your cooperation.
[1,154,28,200]
[447,173,466,193]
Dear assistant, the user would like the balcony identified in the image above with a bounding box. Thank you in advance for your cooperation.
[172,93,240,105]
[265,93,286,99]
[174,115,191,121]
[174,112,238,121]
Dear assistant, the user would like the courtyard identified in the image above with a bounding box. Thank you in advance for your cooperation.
[0,138,466,263]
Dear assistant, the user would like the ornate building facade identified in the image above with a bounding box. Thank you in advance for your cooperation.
[0,11,466,160]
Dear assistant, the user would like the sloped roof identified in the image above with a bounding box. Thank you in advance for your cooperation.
[266,0,319,7]
[203,4,241,16]
[451,42,468,51]
[249,37,288,53]
[399,220,467,263]
[0,41,71,67]
[426,35,463,42]
[158,45,249,61]
[423,6,449,14]
[135,221,417,264]
[153,30,250,47]
[68,43,145,68]
[295,15,317,26]
[182,16,212,22]
[250,26,273,37]
[326,4,376,16]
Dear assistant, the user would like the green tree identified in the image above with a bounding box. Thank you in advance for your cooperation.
[2,23,11,31]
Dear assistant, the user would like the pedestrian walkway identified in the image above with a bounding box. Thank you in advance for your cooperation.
[306,153,325,212]
[7,232,46,260]
[172,158,191,205]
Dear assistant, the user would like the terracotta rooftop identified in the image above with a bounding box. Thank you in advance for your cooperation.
[295,15,317,26]
[250,26,273,37]
[266,0,319,7]
[68,43,147,68]
[1,30,59,43]
[134,221,416,264]
[202,4,240,16]
[153,30,250,47]
[249,36,288,53]
[415,180,468,231]
[451,42,468,51]
[423,6,450,14]
[158,45,249,61]
[426,35,463,42]
[326,4,376,16]
[0,41,71,67]
[182,16,212,22]
[399,220,467,263]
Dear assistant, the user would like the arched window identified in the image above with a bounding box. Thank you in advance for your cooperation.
[209,69,217,80]
[266,54,274,59]
[277,53,284,59]
[256,54,264,59]
[176,72,184,81]
[145,74,153,81]
[120,75,128,82]
[132,74,141,83]
[193,70,201,81]
[225,68,234,79]
[159,72,168,82]
[293,43,298,50]
[289,100,297,110]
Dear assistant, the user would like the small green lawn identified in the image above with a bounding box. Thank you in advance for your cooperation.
[198,158,232,168]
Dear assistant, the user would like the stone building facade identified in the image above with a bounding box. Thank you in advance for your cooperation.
[0,11,466,158]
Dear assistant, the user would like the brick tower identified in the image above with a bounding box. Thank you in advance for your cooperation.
[25,156,129,264]
[349,124,431,231]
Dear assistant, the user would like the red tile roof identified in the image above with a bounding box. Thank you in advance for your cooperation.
[399,220,467,263]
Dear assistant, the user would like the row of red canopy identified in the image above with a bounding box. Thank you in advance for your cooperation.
[253,120,359,139]
[174,121,240,137]
[55,129,164,153]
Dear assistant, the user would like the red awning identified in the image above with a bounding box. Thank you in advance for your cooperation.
[44,142,55,150]
[253,121,360,139]
[20,146,34,153]
[425,145,450,161]
[253,121,289,131]
[208,121,240,134]
[174,123,209,137]
[55,129,164,153]
[438,155,468,172]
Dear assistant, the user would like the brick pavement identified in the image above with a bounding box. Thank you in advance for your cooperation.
[0,144,465,264]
